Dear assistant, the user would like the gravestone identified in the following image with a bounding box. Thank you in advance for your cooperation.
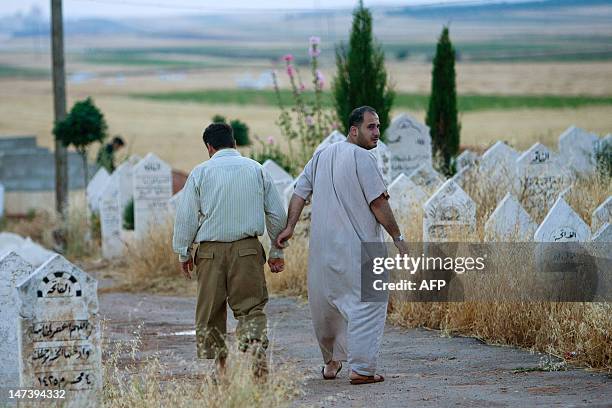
[558,126,599,175]
[113,160,134,216]
[516,143,570,216]
[387,174,427,217]
[99,177,123,259]
[534,197,590,242]
[314,130,346,154]
[592,196,611,233]
[133,153,173,237]
[262,160,293,197]
[408,163,445,196]
[479,141,520,195]
[484,193,537,241]
[16,255,101,406]
[283,179,297,210]
[592,222,611,242]
[86,168,110,213]
[372,140,392,185]
[0,182,4,217]
[385,114,432,179]
[455,150,479,172]
[423,179,476,242]
[0,252,34,389]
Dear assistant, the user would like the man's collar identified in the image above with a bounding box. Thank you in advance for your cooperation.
[211,148,241,159]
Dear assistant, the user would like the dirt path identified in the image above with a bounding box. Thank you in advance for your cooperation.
[100,293,611,407]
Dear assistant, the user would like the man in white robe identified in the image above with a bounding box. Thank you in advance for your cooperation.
[276,106,408,384]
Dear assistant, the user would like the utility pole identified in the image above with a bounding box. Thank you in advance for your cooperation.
[51,0,69,216]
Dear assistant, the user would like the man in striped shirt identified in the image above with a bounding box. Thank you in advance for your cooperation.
[173,122,287,376]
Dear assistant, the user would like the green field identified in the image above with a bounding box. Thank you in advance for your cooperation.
[0,64,48,78]
[132,89,612,112]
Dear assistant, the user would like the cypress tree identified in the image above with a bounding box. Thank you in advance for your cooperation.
[332,0,394,136]
[426,26,460,176]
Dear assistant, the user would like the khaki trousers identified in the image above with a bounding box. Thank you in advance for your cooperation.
[194,237,269,360]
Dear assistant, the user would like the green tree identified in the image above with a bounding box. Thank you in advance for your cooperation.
[332,0,394,137]
[53,97,108,188]
[426,26,460,176]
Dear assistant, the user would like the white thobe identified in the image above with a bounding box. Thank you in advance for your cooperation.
[294,141,389,376]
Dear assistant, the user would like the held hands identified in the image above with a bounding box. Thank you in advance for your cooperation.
[181,258,193,280]
[274,226,294,249]
[268,258,285,273]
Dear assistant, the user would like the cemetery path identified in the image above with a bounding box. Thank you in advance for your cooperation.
[99,293,611,407]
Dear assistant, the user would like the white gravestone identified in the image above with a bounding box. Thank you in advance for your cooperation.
[388,175,427,241]
[372,140,392,185]
[455,150,479,172]
[388,174,428,214]
[0,252,34,389]
[408,163,445,196]
[0,182,4,217]
[113,160,134,216]
[385,113,432,179]
[534,197,591,242]
[16,255,102,406]
[133,153,173,237]
[592,222,611,242]
[592,196,611,233]
[314,130,346,154]
[484,193,537,241]
[479,141,520,195]
[516,143,570,216]
[168,189,183,214]
[283,179,298,210]
[558,126,599,175]
[423,179,476,242]
[99,177,123,259]
[86,168,110,213]
[262,159,293,197]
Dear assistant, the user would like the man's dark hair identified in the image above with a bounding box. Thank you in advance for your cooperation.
[348,106,377,130]
[203,122,235,149]
[112,136,125,146]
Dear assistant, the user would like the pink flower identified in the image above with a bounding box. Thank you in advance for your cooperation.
[283,54,294,62]
[286,65,295,78]
[309,36,320,46]
[305,115,314,127]
[299,83,306,92]
[267,136,275,145]
[309,37,321,58]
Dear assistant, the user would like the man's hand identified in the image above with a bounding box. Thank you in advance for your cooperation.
[275,227,294,249]
[268,258,285,273]
[181,258,193,280]
[394,240,409,257]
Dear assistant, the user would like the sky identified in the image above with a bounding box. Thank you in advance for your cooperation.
[1,0,515,19]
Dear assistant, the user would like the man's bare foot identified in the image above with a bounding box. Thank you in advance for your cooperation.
[323,360,342,379]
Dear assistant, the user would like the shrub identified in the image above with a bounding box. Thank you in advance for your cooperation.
[230,119,251,146]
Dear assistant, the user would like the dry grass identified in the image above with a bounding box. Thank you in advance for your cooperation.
[387,172,612,371]
[1,197,101,261]
[103,329,301,408]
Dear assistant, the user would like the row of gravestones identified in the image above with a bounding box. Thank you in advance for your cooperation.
[0,251,101,407]
[87,153,173,259]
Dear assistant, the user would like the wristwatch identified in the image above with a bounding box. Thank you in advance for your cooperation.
[393,234,405,242]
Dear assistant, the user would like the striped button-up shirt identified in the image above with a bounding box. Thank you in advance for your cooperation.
[173,148,287,262]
